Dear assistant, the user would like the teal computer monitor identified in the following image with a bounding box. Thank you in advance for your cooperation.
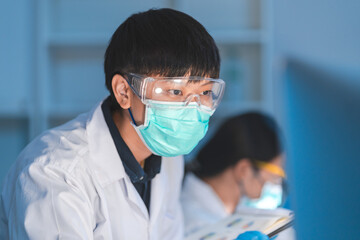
[282,59,360,240]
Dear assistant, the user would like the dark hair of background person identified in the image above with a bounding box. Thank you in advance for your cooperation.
[104,8,221,110]
[188,112,283,178]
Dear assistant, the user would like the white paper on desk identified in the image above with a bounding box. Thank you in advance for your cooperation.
[185,208,293,240]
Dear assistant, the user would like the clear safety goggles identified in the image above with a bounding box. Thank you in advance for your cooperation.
[122,73,225,112]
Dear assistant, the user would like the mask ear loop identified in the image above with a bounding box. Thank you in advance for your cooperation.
[128,108,137,126]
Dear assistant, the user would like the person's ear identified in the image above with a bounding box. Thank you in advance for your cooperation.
[112,74,132,109]
[233,158,253,182]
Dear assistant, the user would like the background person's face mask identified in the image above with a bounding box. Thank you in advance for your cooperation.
[130,100,213,157]
[240,181,283,209]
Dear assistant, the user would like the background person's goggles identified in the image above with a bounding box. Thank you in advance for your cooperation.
[122,73,225,111]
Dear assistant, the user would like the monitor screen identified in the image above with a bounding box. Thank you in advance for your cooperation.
[281,59,360,240]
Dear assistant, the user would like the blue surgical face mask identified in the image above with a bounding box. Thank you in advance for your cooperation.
[129,100,213,157]
[240,182,283,209]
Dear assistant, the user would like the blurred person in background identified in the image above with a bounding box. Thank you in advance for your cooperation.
[182,112,292,238]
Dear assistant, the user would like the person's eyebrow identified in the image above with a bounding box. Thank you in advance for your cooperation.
[185,80,214,86]
[201,81,214,86]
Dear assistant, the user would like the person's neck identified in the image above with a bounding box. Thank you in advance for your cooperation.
[112,109,152,165]
[203,168,242,214]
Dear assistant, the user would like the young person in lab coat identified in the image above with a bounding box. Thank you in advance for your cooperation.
[0,8,269,240]
[182,112,293,239]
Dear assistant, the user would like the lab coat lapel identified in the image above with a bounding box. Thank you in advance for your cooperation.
[150,160,167,225]
[87,102,149,220]
[123,176,149,220]
[87,102,126,186]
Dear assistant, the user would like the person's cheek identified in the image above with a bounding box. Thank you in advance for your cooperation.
[254,183,263,199]
[132,99,146,125]
[247,178,261,199]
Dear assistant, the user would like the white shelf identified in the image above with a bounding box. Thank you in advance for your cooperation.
[47,32,110,48]
[47,29,264,48]
[0,103,29,118]
[0,112,28,118]
[211,29,264,44]
[214,100,264,117]
[47,104,95,118]
[220,100,263,108]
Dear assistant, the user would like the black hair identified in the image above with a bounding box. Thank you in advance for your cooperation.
[104,8,220,109]
[189,112,283,178]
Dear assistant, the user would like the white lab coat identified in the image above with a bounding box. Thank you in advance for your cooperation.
[0,101,184,240]
[181,173,295,239]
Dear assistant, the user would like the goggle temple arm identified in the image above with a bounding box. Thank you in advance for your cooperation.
[255,160,286,178]
[117,72,143,100]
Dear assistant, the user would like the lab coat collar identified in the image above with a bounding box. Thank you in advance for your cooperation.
[184,173,228,218]
[87,101,127,187]
[150,163,167,224]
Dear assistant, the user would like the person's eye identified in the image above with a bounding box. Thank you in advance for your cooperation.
[202,90,213,96]
[169,89,183,96]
